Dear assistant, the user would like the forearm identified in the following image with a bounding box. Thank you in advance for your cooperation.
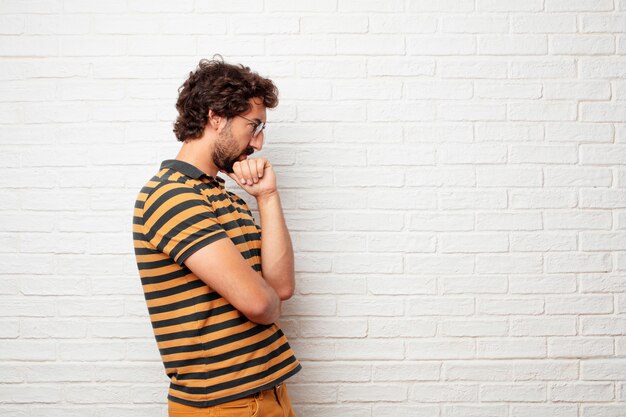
[256,191,295,300]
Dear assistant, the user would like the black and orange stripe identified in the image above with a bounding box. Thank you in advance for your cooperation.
[132,159,301,407]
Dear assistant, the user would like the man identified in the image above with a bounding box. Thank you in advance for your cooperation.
[132,57,301,417]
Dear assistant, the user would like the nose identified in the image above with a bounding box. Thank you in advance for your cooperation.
[251,131,264,151]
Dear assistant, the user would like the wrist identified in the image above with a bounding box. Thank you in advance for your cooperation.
[255,190,279,204]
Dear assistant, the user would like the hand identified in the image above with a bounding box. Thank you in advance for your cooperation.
[220,157,277,198]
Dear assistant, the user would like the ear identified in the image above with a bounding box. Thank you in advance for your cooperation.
[207,109,222,130]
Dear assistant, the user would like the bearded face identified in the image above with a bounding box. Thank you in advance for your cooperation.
[212,120,254,174]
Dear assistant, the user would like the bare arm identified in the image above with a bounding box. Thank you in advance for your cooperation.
[184,238,282,325]
[256,191,295,300]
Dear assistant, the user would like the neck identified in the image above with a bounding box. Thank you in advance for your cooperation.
[175,138,219,177]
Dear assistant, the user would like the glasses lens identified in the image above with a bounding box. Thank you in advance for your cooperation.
[254,122,265,137]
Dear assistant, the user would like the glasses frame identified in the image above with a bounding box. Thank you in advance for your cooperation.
[236,115,266,138]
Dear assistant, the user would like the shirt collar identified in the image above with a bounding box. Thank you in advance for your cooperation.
[160,159,225,184]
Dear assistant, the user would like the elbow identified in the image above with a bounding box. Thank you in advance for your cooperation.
[244,292,280,325]
[277,284,294,301]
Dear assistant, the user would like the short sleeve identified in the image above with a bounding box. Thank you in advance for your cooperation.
[141,182,228,266]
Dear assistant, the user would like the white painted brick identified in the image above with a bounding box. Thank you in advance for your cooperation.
[404,80,472,100]
[546,167,612,187]
[510,189,578,209]
[337,35,405,55]
[268,36,335,56]
[581,189,626,209]
[301,15,368,33]
[477,298,544,315]
[410,212,474,231]
[442,275,508,295]
[335,79,402,100]
[368,57,435,77]
[441,319,508,337]
[370,318,437,338]
[511,58,578,79]
[410,383,478,402]
[58,299,125,317]
[338,384,407,402]
[289,340,335,361]
[297,275,366,295]
[580,274,626,293]
[282,296,336,317]
[511,14,577,33]
[406,297,474,316]
[367,276,436,295]
[476,81,542,99]
[334,253,403,274]
[335,340,404,360]
[298,102,366,122]
[406,254,474,274]
[480,383,545,401]
[511,317,577,336]
[335,211,404,231]
[368,232,435,253]
[544,210,612,230]
[440,190,507,210]
[0,320,19,338]
[406,167,475,187]
[0,385,62,404]
[298,59,366,78]
[440,233,508,253]
[546,252,611,273]
[546,0,614,12]
[129,0,193,12]
[548,337,614,358]
[477,253,542,274]
[582,15,626,33]
[300,319,367,338]
[0,36,58,56]
[548,383,615,402]
[443,15,508,33]
[581,317,626,336]
[285,361,370,383]
[551,35,615,55]
[582,405,626,417]
[477,0,543,11]
[130,384,168,403]
[25,15,89,35]
[581,359,626,380]
[374,362,440,383]
[367,189,437,210]
[480,35,548,55]
[440,102,506,122]
[408,0,473,12]
[510,232,576,252]
[295,253,333,273]
[25,364,93,383]
[64,384,131,404]
[368,101,436,122]
[371,15,436,34]
[407,35,476,55]
[0,341,56,360]
[475,122,543,143]
[368,145,435,166]
[476,338,546,359]
[407,338,475,359]
[337,297,404,317]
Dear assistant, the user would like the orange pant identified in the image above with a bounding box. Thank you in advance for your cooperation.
[168,383,297,417]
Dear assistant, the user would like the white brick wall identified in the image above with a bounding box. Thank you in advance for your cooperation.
[1,0,625,415]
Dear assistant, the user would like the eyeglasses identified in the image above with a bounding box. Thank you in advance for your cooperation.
[236,115,266,138]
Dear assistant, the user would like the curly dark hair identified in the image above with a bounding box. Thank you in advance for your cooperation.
[173,56,279,142]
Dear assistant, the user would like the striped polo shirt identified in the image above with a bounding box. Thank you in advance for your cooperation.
[132,159,301,407]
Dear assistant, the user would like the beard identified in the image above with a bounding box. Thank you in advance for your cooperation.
[212,123,254,174]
